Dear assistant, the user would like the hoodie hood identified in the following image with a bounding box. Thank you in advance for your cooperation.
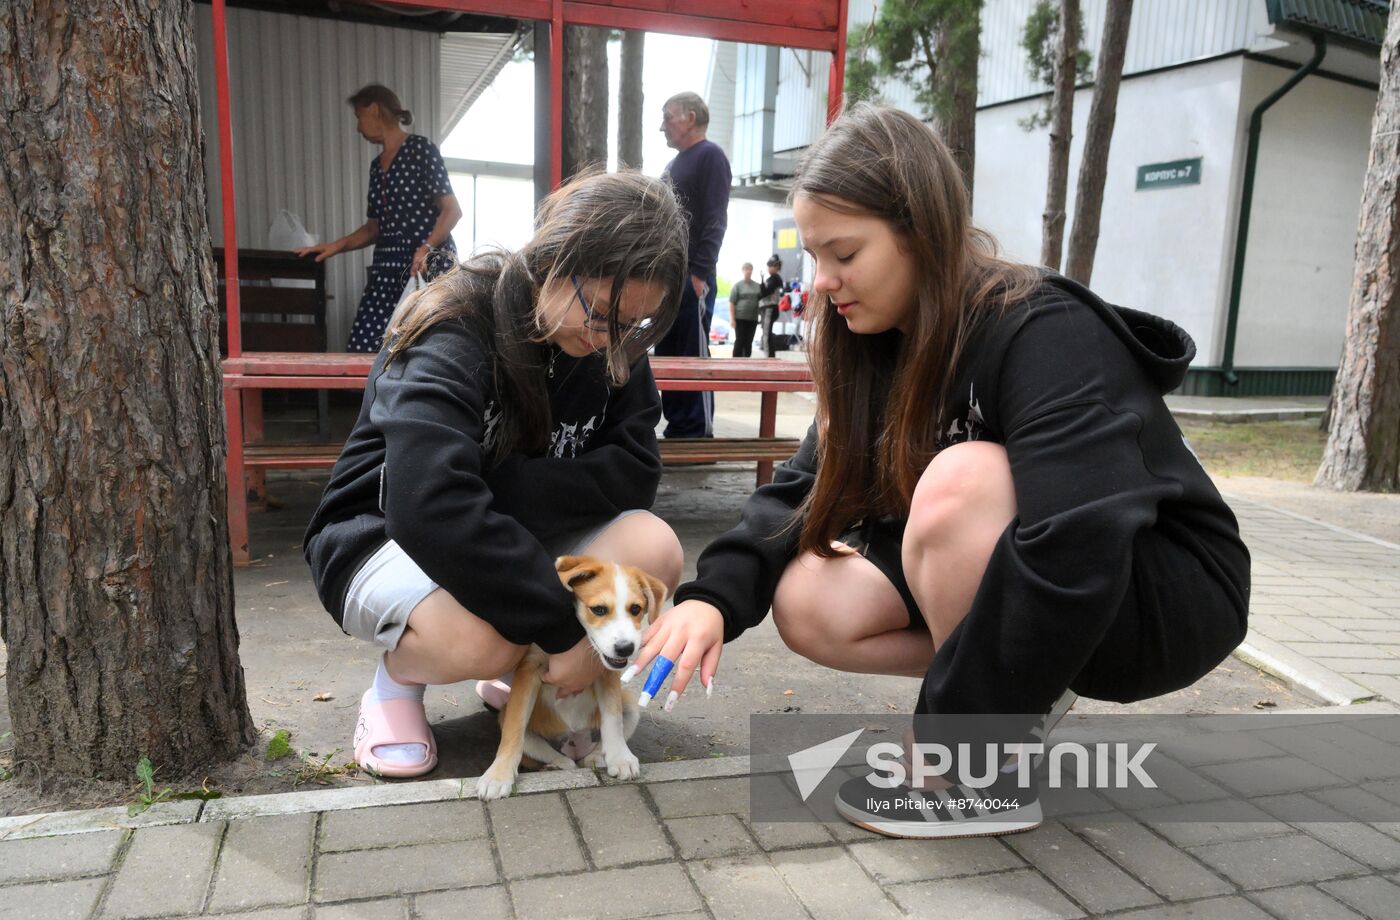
[1046,273,1196,393]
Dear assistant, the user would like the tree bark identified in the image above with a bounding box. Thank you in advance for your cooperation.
[1040,0,1078,270]
[1316,5,1400,492]
[562,25,610,179]
[0,1,256,781]
[618,30,645,170]
[933,16,981,199]
[1065,0,1132,284]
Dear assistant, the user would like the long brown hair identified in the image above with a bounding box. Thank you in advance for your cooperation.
[793,103,1040,559]
[383,171,688,460]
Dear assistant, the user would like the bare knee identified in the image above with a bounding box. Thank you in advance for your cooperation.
[582,511,684,595]
[389,594,529,684]
[905,441,1016,551]
[772,554,843,664]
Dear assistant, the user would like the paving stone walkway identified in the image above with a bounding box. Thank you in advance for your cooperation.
[1229,494,1400,706]
[5,721,1400,920]
[4,477,1400,919]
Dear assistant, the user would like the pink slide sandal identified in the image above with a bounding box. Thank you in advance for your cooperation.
[353,689,438,778]
[475,677,512,712]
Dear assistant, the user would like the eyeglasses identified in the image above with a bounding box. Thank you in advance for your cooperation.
[571,275,653,340]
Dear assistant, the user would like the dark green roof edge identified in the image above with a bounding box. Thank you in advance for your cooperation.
[1266,0,1388,50]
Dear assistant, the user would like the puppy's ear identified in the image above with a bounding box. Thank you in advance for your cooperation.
[640,572,669,618]
[556,555,603,591]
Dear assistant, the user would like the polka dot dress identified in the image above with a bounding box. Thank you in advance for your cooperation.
[347,135,458,352]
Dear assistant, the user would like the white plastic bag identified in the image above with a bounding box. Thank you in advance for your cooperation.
[268,209,316,251]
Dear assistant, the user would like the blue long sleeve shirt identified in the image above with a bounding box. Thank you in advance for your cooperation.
[663,139,731,278]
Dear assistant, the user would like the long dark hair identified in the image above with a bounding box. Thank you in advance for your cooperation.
[792,103,1040,558]
[383,171,688,461]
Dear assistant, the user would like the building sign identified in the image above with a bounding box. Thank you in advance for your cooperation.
[1136,158,1202,190]
[777,227,799,250]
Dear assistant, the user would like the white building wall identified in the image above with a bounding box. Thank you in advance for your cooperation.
[193,5,439,349]
[846,0,1268,113]
[973,55,1251,364]
[1233,60,1373,367]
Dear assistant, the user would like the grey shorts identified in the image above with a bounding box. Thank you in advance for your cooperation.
[341,510,649,650]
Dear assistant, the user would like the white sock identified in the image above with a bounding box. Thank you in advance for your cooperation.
[369,656,426,703]
[366,657,428,765]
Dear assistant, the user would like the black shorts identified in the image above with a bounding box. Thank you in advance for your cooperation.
[838,518,1247,704]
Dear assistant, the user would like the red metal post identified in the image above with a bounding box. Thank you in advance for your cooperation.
[828,0,848,125]
[211,0,241,356]
[550,0,564,189]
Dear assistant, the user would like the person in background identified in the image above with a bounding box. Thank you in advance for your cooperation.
[655,91,731,437]
[727,262,762,358]
[758,255,785,357]
[296,84,462,352]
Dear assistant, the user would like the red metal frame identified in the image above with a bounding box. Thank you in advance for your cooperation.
[209,0,847,563]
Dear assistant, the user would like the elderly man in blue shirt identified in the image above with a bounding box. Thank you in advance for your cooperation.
[656,91,731,439]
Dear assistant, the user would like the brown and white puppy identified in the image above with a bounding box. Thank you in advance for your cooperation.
[475,555,668,800]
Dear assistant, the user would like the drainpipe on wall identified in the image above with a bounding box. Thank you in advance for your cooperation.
[1221,34,1326,386]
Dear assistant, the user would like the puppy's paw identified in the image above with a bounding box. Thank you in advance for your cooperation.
[475,766,517,800]
[580,750,605,769]
[607,750,641,781]
[541,753,576,771]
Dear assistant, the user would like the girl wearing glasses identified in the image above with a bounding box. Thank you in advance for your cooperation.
[305,172,689,777]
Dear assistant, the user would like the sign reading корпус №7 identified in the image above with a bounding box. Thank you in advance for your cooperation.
[1136,157,1203,191]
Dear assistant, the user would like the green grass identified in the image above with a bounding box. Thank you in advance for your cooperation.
[1179,420,1326,482]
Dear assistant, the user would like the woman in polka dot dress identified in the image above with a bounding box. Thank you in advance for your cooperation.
[297,84,462,352]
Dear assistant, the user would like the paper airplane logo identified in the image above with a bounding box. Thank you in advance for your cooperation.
[787,729,864,801]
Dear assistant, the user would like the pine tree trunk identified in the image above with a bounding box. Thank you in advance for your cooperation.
[934,15,981,200]
[1065,0,1132,285]
[563,25,610,179]
[1316,5,1400,492]
[618,30,645,170]
[1040,0,1078,271]
[0,0,256,781]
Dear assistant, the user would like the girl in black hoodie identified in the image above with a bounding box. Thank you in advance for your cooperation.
[305,172,689,777]
[626,104,1250,837]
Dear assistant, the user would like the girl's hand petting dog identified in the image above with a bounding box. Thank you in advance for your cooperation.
[630,600,725,708]
[543,637,608,698]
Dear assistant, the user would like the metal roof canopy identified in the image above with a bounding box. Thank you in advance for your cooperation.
[209,0,849,357]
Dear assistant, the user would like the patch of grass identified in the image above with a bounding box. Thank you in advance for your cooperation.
[127,758,223,816]
[290,749,359,787]
[265,729,293,761]
[1179,420,1326,482]
[0,732,12,782]
[128,756,173,816]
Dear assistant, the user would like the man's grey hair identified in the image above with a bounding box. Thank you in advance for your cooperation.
[665,92,709,129]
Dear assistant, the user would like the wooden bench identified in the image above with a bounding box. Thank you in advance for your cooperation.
[222,353,811,565]
[215,248,332,440]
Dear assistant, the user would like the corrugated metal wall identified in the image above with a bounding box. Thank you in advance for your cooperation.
[193,5,439,350]
[773,47,831,152]
[731,43,778,175]
[707,41,739,159]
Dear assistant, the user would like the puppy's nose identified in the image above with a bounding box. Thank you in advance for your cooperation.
[613,641,635,658]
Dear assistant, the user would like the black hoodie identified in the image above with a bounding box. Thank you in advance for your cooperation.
[672,274,1251,715]
[304,318,663,654]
